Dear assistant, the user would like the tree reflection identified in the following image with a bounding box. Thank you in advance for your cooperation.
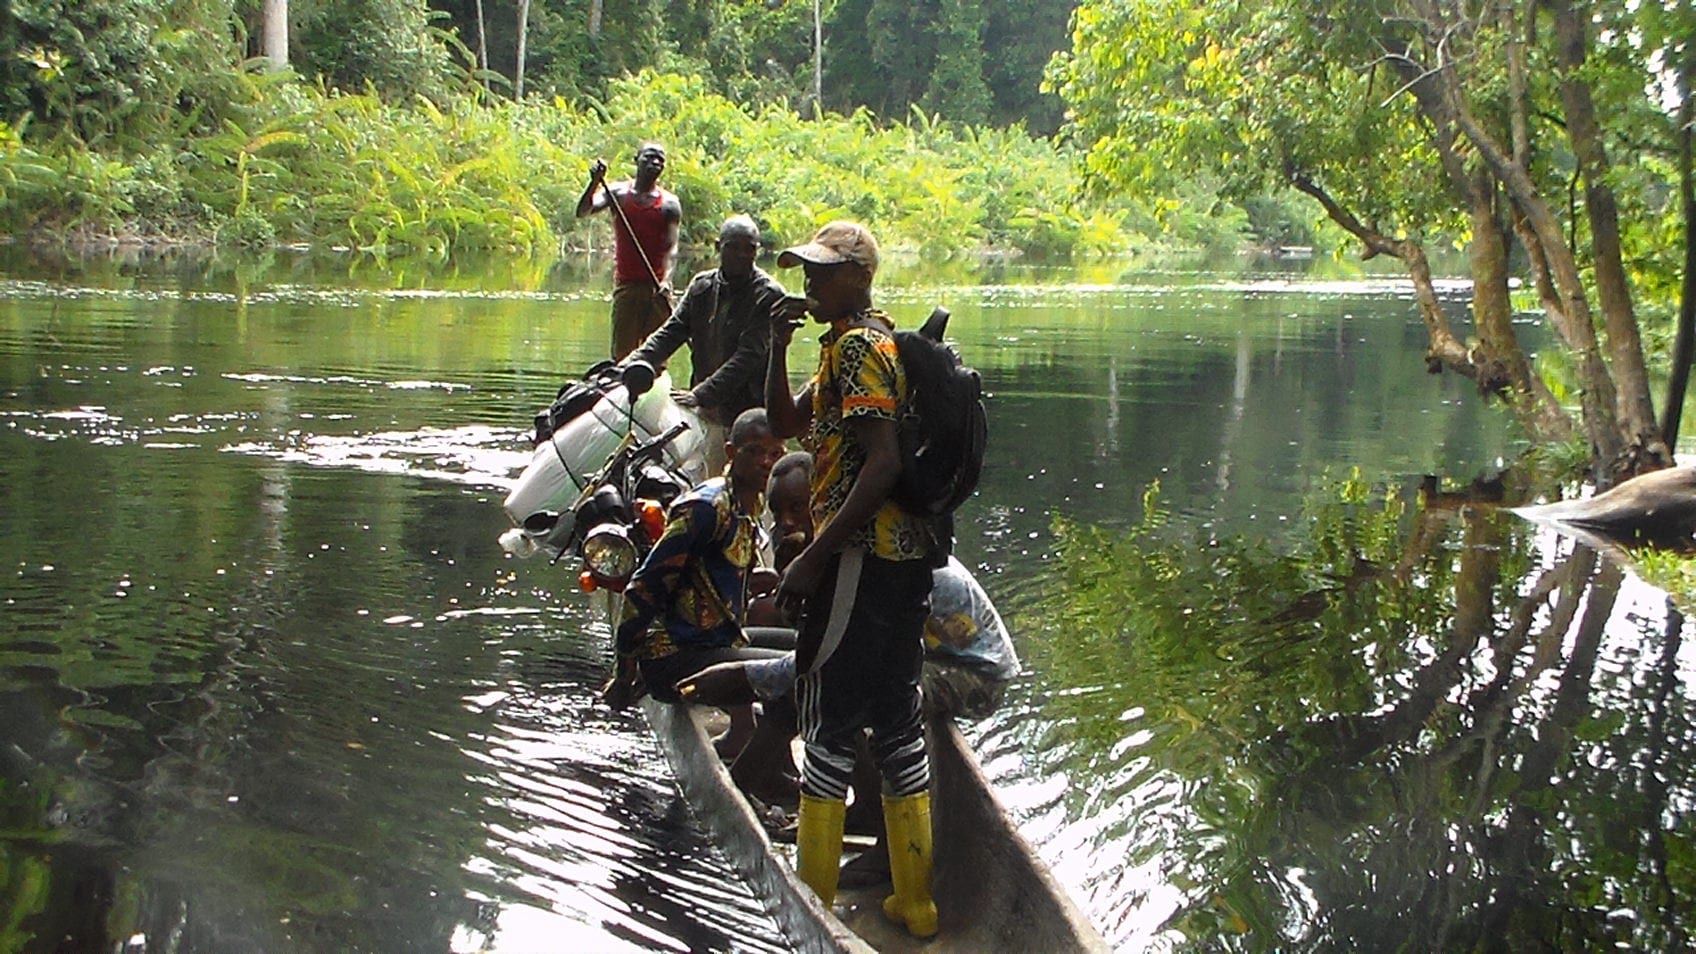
[1026,476,1693,951]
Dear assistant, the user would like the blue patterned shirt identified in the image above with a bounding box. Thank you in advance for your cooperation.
[614,477,764,660]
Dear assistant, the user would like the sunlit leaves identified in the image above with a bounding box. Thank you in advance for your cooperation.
[1051,1,1479,240]
[0,58,1171,257]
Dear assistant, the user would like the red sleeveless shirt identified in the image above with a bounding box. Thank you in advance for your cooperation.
[612,187,676,284]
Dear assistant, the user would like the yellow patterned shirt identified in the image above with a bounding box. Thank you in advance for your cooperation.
[803,312,933,562]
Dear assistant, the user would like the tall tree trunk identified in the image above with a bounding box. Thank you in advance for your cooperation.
[515,0,531,99]
[1443,79,1629,477]
[812,0,823,118]
[589,0,603,38]
[1548,0,1666,472]
[261,0,288,72]
[1465,189,1571,439]
[474,0,489,76]
[1665,61,1695,454]
[1465,196,1522,396]
[1378,49,1570,440]
[1396,0,1634,473]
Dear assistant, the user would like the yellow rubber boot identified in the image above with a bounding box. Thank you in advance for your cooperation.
[796,794,846,905]
[880,791,938,938]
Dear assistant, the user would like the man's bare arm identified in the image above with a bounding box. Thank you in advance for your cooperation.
[575,159,610,218]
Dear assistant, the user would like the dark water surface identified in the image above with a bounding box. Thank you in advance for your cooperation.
[0,248,1687,952]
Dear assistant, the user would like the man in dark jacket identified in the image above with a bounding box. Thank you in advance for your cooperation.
[627,214,788,472]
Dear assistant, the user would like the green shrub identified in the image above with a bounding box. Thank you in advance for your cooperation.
[1,66,1169,258]
[0,0,245,148]
[295,0,455,103]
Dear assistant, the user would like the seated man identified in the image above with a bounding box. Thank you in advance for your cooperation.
[914,556,1020,719]
[599,408,797,801]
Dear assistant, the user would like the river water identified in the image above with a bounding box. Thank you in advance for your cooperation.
[0,247,1689,952]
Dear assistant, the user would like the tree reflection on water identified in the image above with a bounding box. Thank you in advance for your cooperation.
[1023,474,1691,951]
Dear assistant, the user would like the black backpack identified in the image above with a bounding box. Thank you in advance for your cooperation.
[892,307,988,555]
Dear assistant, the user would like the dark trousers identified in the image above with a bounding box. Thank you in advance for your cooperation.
[611,281,672,360]
[639,644,797,736]
[795,548,932,800]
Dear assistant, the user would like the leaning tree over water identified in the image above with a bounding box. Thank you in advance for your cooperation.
[1050,0,1696,482]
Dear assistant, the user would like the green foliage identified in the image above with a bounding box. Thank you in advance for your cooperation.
[1033,475,1420,746]
[1240,192,1315,248]
[0,843,52,951]
[0,0,1227,256]
[827,0,1075,133]
[1026,474,1696,949]
[434,1,1076,132]
[1634,550,1696,616]
[1048,1,1453,234]
[920,0,992,125]
[294,0,457,102]
[823,0,936,121]
[0,64,1163,257]
[694,0,816,109]
[1049,0,1694,469]
[519,0,667,102]
[0,0,246,148]
[979,0,1074,133]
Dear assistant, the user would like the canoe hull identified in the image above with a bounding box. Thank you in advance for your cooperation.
[642,697,872,954]
[641,697,1108,953]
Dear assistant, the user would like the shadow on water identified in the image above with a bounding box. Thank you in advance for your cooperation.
[990,474,1693,951]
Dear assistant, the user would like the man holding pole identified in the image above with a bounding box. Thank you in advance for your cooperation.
[576,143,682,359]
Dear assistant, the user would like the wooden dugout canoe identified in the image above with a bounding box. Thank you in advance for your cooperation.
[641,697,1111,953]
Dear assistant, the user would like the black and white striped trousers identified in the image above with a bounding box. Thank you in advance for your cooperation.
[795,548,933,800]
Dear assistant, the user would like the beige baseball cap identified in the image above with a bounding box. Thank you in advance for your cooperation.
[776,220,879,274]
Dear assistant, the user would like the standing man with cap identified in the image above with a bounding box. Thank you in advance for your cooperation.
[626,214,789,474]
[576,142,683,359]
[764,221,941,938]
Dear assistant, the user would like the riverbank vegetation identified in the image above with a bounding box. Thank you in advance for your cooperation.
[0,66,1166,259]
[0,0,1310,259]
[1049,0,1696,482]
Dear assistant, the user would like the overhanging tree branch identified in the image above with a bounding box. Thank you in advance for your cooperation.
[1288,171,1470,377]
